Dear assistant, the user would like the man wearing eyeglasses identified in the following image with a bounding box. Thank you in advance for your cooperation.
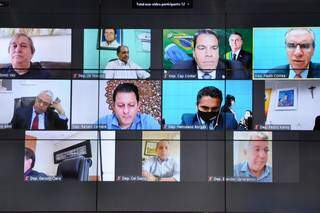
[169,29,248,80]
[268,28,320,79]
[234,132,272,182]
[11,90,68,130]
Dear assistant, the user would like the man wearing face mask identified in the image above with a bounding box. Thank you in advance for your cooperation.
[180,86,238,130]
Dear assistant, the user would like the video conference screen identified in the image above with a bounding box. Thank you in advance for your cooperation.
[1,0,320,212]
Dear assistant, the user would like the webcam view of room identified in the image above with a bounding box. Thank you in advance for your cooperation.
[114,131,180,182]
[0,80,71,130]
[82,28,151,79]
[253,27,320,79]
[265,80,320,130]
[0,28,71,79]
[232,131,272,183]
[24,131,100,181]
[163,28,252,80]
[162,80,252,130]
[97,80,161,130]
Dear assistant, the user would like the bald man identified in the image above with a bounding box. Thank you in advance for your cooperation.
[142,140,180,182]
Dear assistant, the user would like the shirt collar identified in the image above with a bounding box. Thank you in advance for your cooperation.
[197,69,216,79]
[232,49,241,58]
[111,113,141,129]
[288,65,309,79]
[240,161,270,181]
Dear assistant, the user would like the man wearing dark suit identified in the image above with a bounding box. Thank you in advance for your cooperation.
[11,90,68,130]
[226,32,252,72]
[168,29,249,80]
[268,28,320,79]
[180,86,238,130]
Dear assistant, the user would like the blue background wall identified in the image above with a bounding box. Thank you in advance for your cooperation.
[162,80,252,124]
[253,27,320,73]
[83,29,151,72]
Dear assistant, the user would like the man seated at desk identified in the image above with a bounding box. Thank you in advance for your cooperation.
[11,90,68,130]
[142,140,180,182]
[104,45,150,79]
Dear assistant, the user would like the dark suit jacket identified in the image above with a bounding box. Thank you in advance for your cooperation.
[268,62,320,78]
[226,49,252,71]
[11,106,68,130]
[181,112,238,130]
[168,59,250,79]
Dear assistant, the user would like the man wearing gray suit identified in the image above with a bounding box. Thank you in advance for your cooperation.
[268,28,320,79]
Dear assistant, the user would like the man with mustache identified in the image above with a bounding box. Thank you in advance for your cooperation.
[0,33,51,78]
[268,28,320,79]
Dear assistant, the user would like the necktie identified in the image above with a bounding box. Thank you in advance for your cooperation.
[31,112,39,130]
[294,74,302,79]
[232,53,237,60]
[202,73,212,79]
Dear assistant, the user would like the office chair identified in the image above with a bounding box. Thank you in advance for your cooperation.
[56,156,92,181]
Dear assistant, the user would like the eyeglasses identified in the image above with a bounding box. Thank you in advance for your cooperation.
[286,42,313,50]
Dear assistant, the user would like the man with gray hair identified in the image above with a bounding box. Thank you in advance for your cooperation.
[268,28,320,78]
[0,33,51,78]
[234,132,272,182]
[11,90,68,129]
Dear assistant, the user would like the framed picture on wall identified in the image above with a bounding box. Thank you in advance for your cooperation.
[98,28,122,50]
[275,87,297,110]
[144,141,157,156]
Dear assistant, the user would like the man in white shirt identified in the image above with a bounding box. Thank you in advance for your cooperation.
[104,45,150,79]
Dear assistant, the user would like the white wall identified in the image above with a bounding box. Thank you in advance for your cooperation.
[31,131,100,178]
[100,131,115,181]
[0,34,71,63]
[72,80,99,124]
[0,80,71,126]
[266,80,320,130]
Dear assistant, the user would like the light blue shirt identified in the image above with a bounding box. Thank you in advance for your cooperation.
[288,65,309,79]
[142,156,180,181]
[234,161,272,183]
[96,112,160,130]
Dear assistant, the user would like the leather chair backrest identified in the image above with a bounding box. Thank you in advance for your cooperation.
[56,156,92,181]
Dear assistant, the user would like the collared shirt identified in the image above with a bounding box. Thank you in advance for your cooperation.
[197,69,216,79]
[288,65,309,79]
[96,112,160,130]
[30,108,45,129]
[30,107,68,130]
[234,161,272,183]
[142,156,180,181]
[101,40,120,48]
[232,49,241,60]
[104,59,150,79]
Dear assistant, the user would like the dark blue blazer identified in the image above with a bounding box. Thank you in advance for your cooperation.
[11,106,68,130]
[268,62,320,78]
[181,112,238,130]
[169,59,250,79]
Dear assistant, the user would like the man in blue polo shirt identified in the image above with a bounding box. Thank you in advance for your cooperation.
[234,132,272,183]
[97,82,160,130]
